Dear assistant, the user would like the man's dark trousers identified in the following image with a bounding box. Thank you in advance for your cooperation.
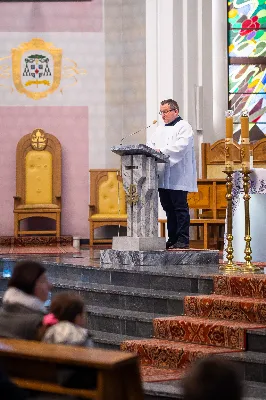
[159,188,190,245]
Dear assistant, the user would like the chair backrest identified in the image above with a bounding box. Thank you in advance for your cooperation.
[0,338,143,400]
[90,169,126,215]
[16,129,61,205]
[188,179,226,219]
[201,139,241,179]
[202,138,266,179]
[252,138,266,168]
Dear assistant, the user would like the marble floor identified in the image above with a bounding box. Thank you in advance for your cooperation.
[0,247,228,275]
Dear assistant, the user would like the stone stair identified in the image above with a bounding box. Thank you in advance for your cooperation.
[1,258,266,399]
[0,260,214,349]
[122,273,266,388]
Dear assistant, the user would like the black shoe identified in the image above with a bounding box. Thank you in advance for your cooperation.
[166,240,175,249]
[169,241,189,249]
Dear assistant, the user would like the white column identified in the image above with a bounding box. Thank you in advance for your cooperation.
[212,0,228,140]
[146,0,175,142]
[146,0,159,137]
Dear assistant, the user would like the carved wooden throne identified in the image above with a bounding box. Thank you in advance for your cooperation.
[14,129,62,238]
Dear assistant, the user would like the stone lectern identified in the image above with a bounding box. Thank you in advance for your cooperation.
[110,144,168,251]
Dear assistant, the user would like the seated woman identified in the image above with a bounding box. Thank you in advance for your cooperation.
[41,292,94,347]
[0,260,51,340]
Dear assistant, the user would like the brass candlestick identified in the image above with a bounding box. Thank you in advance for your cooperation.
[240,167,260,273]
[219,166,240,273]
[220,110,240,273]
[239,110,260,273]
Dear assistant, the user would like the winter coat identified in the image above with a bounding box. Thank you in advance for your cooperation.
[42,321,96,390]
[42,321,94,347]
[0,287,46,340]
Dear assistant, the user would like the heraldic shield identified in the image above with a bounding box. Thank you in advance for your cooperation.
[12,38,62,100]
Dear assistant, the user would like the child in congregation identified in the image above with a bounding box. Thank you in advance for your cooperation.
[41,292,94,347]
[40,292,96,390]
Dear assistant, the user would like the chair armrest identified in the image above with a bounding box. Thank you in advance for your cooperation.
[55,196,61,207]
[13,196,21,208]
[14,196,21,208]
[89,205,96,218]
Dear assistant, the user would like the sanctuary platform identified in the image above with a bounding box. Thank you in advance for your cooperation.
[0,248,266,400]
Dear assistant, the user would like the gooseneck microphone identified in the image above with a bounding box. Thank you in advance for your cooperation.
[120,120,157,145]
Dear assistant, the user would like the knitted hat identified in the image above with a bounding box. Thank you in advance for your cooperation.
[8,260,46,295]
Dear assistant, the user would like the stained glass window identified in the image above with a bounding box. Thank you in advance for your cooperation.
[228,0,266,141]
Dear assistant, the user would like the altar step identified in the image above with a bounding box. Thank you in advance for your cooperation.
[2,259,266,394]
[120,273,266,387]
[144,380,266,400]
[86,305,163,339]
[43,262,214,294]
[52,281,190,316]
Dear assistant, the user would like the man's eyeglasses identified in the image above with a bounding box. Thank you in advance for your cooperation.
[159,109,177,115]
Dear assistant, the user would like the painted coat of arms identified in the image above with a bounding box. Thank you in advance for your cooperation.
[12,38,62,100]
[0,38,86,100]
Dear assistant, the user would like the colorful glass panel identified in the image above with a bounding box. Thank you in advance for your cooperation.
[229,64,266,94]
[228,0,266,29]
[228,30,266,57]
[228,0,266,142]
[232,123,266,142]
[229,93,266,121]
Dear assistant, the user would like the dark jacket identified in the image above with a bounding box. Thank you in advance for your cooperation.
[0,288,46,340]
[0,368,27,400]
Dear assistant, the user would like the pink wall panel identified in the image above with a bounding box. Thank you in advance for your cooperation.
[0,1,102,32]
[0,106,89,237]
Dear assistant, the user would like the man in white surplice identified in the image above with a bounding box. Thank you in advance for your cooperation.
[147,99,197,249]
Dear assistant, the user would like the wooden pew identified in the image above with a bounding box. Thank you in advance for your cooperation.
[159,179,226,249]
[0,338,144,400]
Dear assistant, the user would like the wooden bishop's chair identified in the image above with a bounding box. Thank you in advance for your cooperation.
[89,169,127,246]
[14,128,61,238]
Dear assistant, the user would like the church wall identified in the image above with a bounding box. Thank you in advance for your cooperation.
[0,107,88,236]
[0,1,104,237]
[0,0,228,239]
[104,0,146,170]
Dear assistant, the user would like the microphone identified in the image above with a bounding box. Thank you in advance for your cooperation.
[120,120,157,145]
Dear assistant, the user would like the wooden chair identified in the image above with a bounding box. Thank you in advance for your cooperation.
[89,169,127,246]
[201,137,266,179]
[201,139,241,179]
[14,129,61,238]
[159,179,226,249]
[0,338,143,400]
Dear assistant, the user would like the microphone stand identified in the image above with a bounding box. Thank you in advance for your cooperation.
[119,120,157,146]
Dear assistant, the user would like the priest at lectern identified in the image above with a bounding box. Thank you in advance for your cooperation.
[147,99,197,249]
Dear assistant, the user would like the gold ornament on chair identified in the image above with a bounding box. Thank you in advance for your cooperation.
[31,128,47,151]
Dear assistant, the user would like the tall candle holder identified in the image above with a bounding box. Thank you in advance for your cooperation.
[240,111,260,273]
[220,110,240,273]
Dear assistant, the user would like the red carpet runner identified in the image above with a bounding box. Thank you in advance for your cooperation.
[0,236,80,255]
[0,245,79,255]
[121,274,266,382]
